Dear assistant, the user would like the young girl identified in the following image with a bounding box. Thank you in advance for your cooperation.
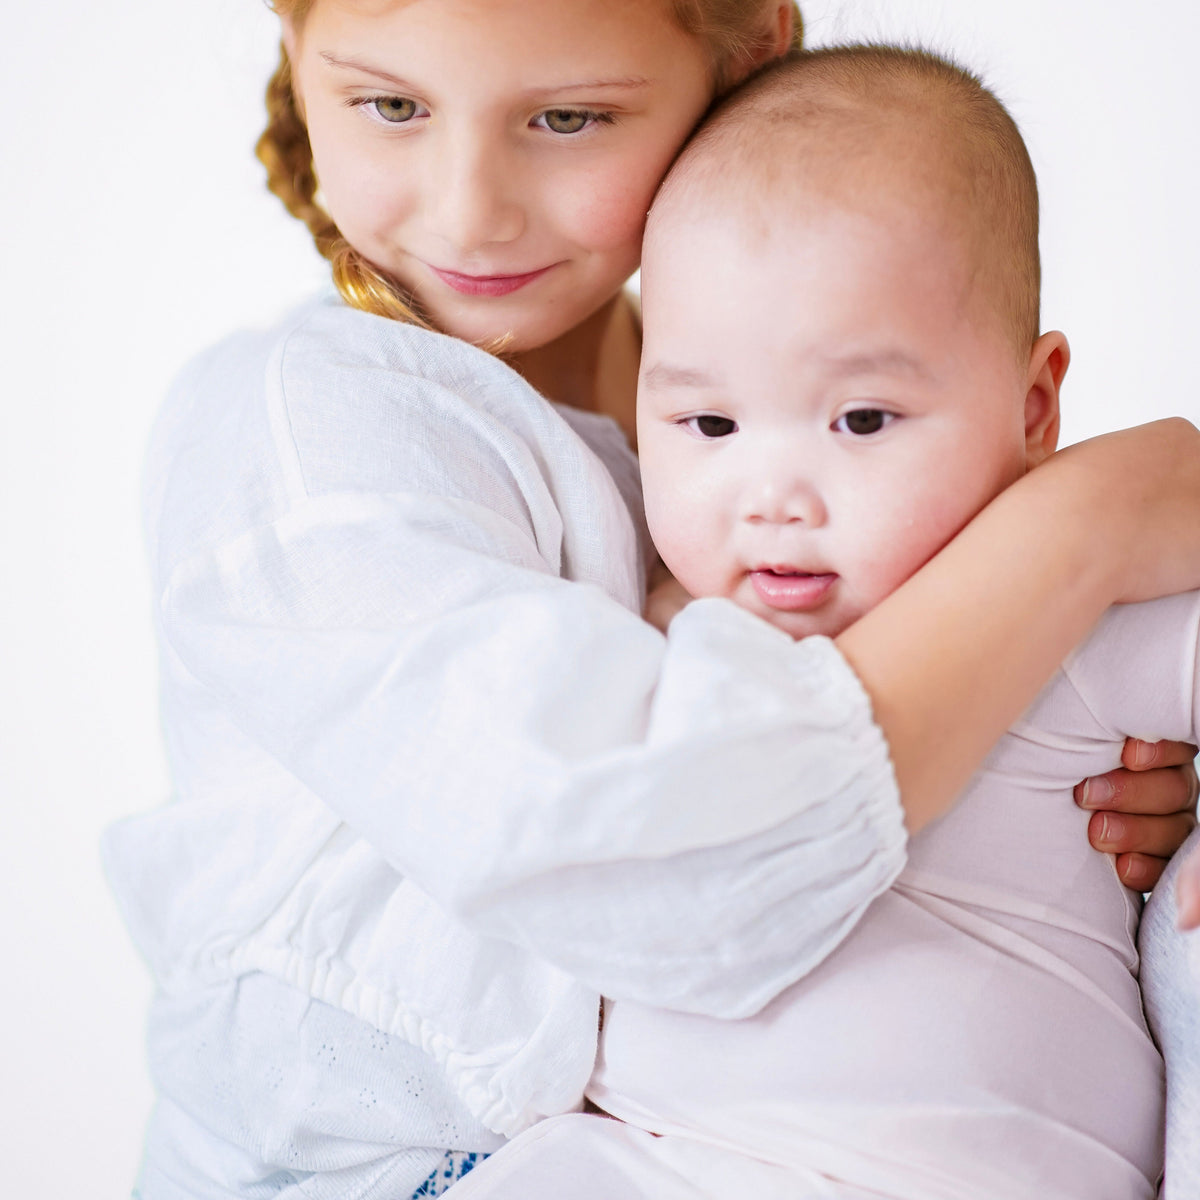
[104,3,1200,1197]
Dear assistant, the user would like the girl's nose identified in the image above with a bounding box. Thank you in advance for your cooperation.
[428,132,525,254]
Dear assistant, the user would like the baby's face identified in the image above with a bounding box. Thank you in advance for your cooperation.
[637,194,1038,639]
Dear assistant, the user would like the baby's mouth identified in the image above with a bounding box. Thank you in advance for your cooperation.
[749,569,838,611]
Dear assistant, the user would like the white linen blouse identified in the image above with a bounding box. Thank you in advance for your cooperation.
[104,294,906,1137]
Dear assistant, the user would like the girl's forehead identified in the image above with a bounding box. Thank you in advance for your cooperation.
[299,0,708,88]
[307,0,681,32]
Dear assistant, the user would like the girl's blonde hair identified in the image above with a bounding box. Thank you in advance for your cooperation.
[258,0,805,325]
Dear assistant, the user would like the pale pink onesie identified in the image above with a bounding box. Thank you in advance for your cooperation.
[453,591,1200,1200]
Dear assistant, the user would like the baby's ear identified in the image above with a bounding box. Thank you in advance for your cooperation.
[1023,331,1069,469]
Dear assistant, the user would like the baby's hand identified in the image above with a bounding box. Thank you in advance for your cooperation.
[644,561,692,633]
[1177,841,1200,930]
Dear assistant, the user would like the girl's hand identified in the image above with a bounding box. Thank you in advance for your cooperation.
[644,562,693,633]
[1077,739,1199,890]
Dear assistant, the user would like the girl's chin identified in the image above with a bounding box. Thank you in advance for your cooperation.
[420,300,573,356]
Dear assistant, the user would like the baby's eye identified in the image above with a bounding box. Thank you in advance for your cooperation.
[360,96,425,124]
[832,409,895,436]
[533,108,615,135]
[683,414,738,439]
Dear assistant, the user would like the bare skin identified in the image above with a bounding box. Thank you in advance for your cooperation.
[833,423,1200,838]
[513,291,643,448]
[1077,738,1199,891]
[1175,835,1200,929]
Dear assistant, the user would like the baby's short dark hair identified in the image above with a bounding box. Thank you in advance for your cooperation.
[653,44,1041,355]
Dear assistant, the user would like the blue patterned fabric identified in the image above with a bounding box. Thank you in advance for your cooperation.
[411,1151,488,1197]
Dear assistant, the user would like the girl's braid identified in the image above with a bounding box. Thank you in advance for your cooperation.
[256,45,429,325]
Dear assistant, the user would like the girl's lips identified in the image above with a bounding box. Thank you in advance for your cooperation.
[430,264,555,297]
[749,569,838,611]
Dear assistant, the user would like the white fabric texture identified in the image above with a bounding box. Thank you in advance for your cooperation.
[103,294,906,1176]
[134,976,500,1200]
[1140,825,1200,1200]
[449,1113,889,1200]
[462,593,1200,1200]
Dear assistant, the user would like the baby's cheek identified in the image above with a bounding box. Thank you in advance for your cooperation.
[645,503,719,599]
[863,500,975,603]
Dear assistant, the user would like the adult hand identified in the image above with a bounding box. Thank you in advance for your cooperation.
[1076,739,1199,890]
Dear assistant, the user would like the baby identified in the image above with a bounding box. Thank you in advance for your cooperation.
[453,46,1200,1200]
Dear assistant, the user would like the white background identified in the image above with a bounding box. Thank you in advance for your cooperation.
[2,1,1197,1194]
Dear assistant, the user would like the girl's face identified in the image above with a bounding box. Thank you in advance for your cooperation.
[288,0,714,352]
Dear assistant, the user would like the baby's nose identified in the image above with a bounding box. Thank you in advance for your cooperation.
[741,472,827,527]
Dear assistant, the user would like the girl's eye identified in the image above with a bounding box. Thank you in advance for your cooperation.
[683,414,738,439]
[534,108,615,135]
[542,109,589,134]
[833,409,894,436]
[370,96,422,124]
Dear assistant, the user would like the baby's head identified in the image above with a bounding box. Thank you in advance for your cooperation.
[637,45,1069,639]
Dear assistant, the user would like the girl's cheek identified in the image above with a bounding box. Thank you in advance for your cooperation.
[310,118,409,220]
[569,160,669,251]
[569,194,645,254]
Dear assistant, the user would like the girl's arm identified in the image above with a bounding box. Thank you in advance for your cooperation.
[646,567,1200,888]
[840,417,1200,832]
[116,306,1200,1020]
[119,308,906,1021]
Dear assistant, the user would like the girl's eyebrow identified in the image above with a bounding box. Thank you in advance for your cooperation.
[319,52,650,96]
[524,77,652,95]
[319,52,419,91]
